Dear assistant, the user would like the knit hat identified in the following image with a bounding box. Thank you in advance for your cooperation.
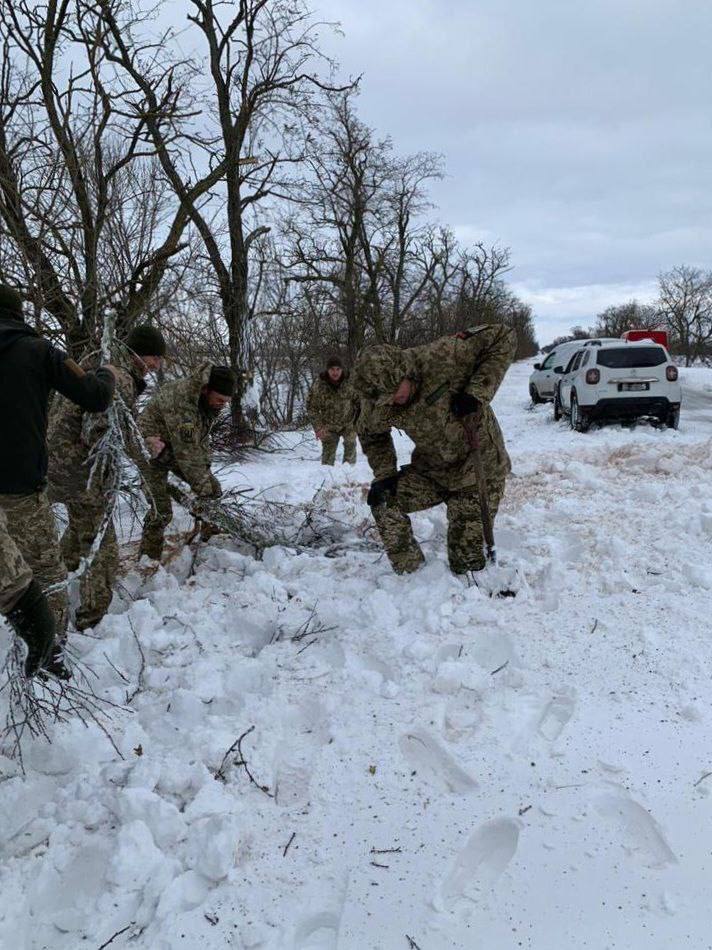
[126,324,167,357]
[0,284,24,321]
[207,365,236,396]
[326,355,343,369]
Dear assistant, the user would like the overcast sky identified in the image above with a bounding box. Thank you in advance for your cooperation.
[310,0,712,343]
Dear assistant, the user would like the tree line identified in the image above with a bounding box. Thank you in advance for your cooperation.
[0,0,539,430]
[544,265,712,366]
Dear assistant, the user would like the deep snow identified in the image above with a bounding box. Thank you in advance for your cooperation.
[2,361,712,950]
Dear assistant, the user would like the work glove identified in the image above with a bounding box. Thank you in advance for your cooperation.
[366,474,400,508]
[450,392,481,420]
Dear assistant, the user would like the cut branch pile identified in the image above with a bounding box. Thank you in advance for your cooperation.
[168,480,376,559]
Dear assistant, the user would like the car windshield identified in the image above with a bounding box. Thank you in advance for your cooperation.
[596,346,666,368]
[540,352,559,370]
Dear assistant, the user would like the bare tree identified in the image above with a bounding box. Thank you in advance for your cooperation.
[99,0,352,428]
[285,92,442,356]
[504,298,539,358]
[0,0,195,353]
[284,93,384,359]
[592,300,661,339]
[658,265,712,365]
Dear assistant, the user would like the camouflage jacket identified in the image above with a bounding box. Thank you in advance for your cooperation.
[138,362,218,497]
[47,349,145,499]
[353,325,516,491]
[306,373,357,433]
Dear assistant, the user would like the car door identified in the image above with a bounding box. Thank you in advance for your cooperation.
[536,350,565,397]
[559,350,583,409]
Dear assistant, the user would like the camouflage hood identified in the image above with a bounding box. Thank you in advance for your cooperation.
[351,345,420,405]
[177,361,214,406]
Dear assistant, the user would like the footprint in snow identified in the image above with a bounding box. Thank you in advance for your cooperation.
[593,792,677,869]
[537,694,576,742]
[468,629,518,674]
[440,818,521,907]
[273,699,331,807]
[443,691,484,742]
[399,729,477,794]
[293,911,341,949]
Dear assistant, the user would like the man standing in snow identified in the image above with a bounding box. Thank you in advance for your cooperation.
[351,324,516,576]
[47,325,166,631]
[138,363,235,561]
[306,356,359,466]
[0,284,117,676]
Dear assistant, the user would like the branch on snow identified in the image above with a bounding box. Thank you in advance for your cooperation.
[213,724,274,797]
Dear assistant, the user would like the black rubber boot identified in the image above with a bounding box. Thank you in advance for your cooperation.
[5,580,57,677]
[40,646,72,682]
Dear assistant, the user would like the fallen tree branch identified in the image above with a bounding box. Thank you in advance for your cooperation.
[0,642,128,773]
[97,922,135,949]
[214,725,274,797]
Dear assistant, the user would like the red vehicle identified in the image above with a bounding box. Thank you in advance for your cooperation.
[622,328,669,348]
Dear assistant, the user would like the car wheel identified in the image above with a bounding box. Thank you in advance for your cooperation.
[553,387,563,421]
[570,393,590,433]
[530,384,543,405]
[665,407,680,430]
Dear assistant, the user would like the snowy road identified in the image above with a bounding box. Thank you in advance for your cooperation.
[681,372,712,431]
[1,362,712,950]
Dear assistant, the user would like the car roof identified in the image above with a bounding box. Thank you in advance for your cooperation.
[594,339,667,349]
[547,338,610,354]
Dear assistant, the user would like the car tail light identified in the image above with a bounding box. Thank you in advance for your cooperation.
[666,365,678,381]
[585,368,600,384]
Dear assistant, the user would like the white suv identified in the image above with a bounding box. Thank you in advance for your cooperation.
[529,339,620,402]
[553,341,682,431]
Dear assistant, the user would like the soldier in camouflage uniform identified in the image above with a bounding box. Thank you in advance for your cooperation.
[138,363,235,561]
[0,284,116,676]
[352,325,516,576]
[306,356,358,465]
[48,325,166,630]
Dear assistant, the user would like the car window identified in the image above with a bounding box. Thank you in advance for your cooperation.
[596,346,667,368]
[581,350,590,367]
[564,352,581,374]
[541,352,558,370]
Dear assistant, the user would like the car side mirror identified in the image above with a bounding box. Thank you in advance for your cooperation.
[533,362,541,371]
[554,366,564,374]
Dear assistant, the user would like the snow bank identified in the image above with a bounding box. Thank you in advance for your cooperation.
[1,361,712,949]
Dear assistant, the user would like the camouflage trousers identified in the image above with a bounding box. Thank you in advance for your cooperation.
[321,429,357,466]
[370,467,506,575]
[0,492,68,634]
[60,491,118,631]
[139,462,174,561]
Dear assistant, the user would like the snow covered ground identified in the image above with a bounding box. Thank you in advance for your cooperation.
[2,360,712,950]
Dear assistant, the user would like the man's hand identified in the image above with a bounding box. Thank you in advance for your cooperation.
[450,392,481,420]
[366,473,400,508]
[315,428,326,441]
[101,364,121,383]
[145,436,166,459]
[199,520,224,541]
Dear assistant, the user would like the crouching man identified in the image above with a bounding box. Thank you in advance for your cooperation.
[351,325,516,576]
[306,356,358,466]
[138,363,235,561]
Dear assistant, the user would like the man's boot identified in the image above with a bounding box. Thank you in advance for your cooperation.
[5,579,56,677]
[40,646,72,682]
